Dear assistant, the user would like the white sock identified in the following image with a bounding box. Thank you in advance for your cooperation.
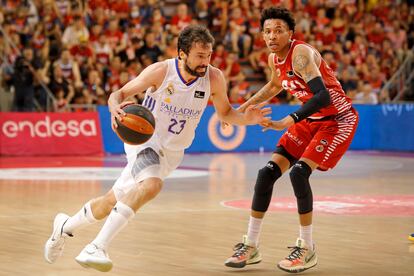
[92,201,135,250]
[63,201,98,235]
[247,216,263,247]
[300,224,313,250]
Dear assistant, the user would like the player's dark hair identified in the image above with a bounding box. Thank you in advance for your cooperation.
[260,7,296,32]
[177,25,215,57]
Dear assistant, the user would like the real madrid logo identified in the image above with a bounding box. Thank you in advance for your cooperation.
[166,83,175,95]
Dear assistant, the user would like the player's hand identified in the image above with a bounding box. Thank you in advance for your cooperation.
[244,102,272,125]
[109,101,135,130]
[261,115,294,131]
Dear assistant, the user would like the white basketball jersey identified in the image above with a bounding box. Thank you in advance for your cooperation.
[142,58,211,151]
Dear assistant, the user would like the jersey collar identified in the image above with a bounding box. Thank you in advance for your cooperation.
[175,58,199,86]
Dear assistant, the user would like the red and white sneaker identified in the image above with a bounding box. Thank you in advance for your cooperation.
[225,235,262,268]
[277,238,317,273]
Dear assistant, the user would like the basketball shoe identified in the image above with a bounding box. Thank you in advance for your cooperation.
[277,238,317,273]
[409,233,414,242]
[44,213,72,263]
[75,243,113,272]
[225,235,262,268]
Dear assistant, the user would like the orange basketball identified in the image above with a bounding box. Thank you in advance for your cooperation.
[115,104,155,145]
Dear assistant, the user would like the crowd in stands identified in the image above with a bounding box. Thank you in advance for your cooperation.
[0,0,413,112]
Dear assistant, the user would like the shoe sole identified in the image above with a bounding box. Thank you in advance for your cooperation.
[225,259,262,268]
[75,258,113,272]
[277,256,318,273]
[225,253,262,268]
[277,262,317,273]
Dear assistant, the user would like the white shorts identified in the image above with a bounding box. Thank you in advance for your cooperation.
[112,137,184,200]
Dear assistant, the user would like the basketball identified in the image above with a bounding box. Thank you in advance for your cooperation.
[115,104,156,145]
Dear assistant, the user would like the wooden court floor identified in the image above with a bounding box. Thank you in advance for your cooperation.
[0,151,413,276]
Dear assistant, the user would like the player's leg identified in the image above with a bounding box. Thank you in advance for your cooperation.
[76,177,163,272]
[75,144,182,272]
[278,111,358,273]
[277,157,318,273]
[225,145,299,268]
[44,184,117,264]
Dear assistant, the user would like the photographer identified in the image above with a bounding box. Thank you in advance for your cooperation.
[11,48,41,111]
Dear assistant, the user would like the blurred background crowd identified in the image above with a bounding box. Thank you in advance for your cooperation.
[0,0,413,112]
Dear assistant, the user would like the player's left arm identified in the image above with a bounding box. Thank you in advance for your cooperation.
[289,44,331,122]
[210,67,271,126]
[262,44,331,131]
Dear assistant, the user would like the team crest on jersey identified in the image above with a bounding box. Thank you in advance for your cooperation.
[315,145,324,152]
[287,71,295,78]
[320,139,328,146]
[166,83,175,95]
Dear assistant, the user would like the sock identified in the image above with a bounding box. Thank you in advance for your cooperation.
[92,201,135,250]
[247,216,263,247]
[63,201,98,235]
[300,224,313,250]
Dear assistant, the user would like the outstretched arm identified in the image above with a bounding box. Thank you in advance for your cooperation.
[239,53,284,112]
[210,67,271,126]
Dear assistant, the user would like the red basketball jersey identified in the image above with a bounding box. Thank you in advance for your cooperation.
[274,40,352,118]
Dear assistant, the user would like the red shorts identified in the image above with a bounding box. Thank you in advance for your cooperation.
[277,108,359,171]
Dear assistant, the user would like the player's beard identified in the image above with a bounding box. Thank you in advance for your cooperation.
[184,60,207,77]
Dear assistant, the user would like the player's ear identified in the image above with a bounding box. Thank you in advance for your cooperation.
[178,50,185,60]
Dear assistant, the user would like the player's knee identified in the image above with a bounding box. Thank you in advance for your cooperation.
[289,161,313,214]
[252,161,282,212]
[142,179,163,200]
[254,161,281,195]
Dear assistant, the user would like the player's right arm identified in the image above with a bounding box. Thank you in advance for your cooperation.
[239,53,285,112]
[108,61,167,129]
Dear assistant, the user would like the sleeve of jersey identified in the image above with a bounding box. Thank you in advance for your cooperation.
[289,76,331,123]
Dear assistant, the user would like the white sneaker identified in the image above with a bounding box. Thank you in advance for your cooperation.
[75,243,113,272]
[44,213,71,263]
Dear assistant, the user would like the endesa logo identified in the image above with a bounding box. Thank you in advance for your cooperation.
[2,116,97,138]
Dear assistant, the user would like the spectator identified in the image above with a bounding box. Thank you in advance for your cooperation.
[229,72,251,104]
[104,18,127,54]
[339,70,358,96]
[62,14,89,47]
[54,48,83,89]
[226,7,252,58]
[354,83,378,104]
[82,69,105,104]
[11,48,41,111]
[170,3,192,35]
[49,63,74,105]
[164,36,178,59]
[136,32,163,64]
[223,51,244,87]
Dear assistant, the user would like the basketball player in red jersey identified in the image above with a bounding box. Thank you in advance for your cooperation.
[225,7,358,273]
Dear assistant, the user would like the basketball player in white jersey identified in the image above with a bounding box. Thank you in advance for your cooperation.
[44,25,271,272]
